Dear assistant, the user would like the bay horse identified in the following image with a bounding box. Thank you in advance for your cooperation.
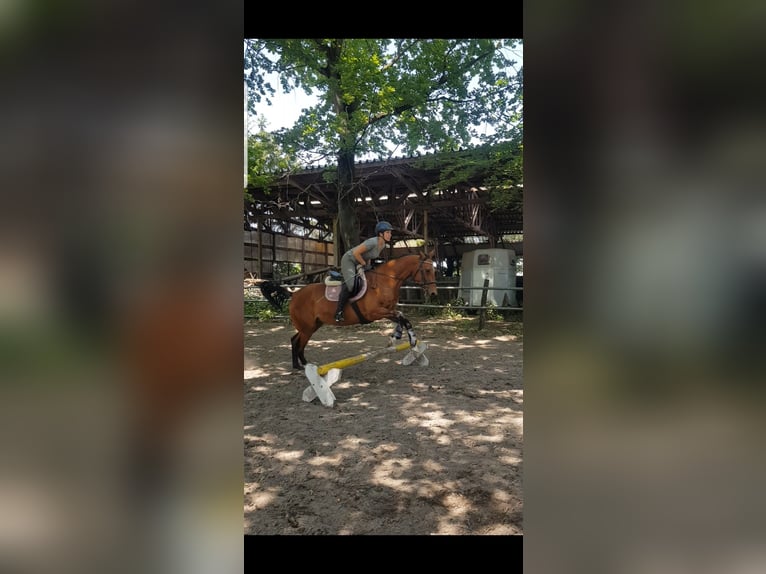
[289,252,438,369]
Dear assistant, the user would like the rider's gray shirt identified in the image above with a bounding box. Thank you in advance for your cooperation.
[340,237,381,289]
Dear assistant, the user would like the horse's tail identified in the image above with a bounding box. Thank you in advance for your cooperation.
[259,280,292,310]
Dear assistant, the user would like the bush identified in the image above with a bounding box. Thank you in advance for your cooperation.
[483,303,504,321]
[244,301,284,321]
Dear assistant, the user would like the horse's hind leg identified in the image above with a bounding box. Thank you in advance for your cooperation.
[291,333,304,369]
[291,331,313,369]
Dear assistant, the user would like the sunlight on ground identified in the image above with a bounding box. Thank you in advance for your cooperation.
[415,479,457,498]
[428,340,502,351]
[244,433,277,447]
[273,450,304,462]
[480,523,518,535]
[370,443,399,456]
[492,489,513,503]
[335,437,372,449]
[315,336,368,346]
[245,324,288,335]
[371,458,416,491]
[346,399,379,409]
[243,485,279,511]
[422,460,445,473]
[442,493,470,515]
[324,381,353,392]
[452,412,481,424]
[418,410,453,427]
[465,434,505,444]
[308,454,343,466]
[499,455,522,465]
[496,410,522,424]
[433,494,474,534]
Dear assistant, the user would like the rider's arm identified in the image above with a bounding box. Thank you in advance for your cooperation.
[351,244,367,266]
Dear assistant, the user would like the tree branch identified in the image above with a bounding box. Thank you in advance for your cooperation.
[382,39,419,71]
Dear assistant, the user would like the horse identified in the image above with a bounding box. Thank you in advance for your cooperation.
[289,251,438,369]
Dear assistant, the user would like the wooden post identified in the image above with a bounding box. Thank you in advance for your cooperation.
[245,229,252,275]
[257,215,263,278]
[333,217,341,265]
[271,230,276,280]
[478,278,490,331]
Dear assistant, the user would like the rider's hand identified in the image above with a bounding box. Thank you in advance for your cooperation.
[356,263,364,273]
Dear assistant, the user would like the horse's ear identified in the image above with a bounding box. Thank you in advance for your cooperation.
[427,249,436,259]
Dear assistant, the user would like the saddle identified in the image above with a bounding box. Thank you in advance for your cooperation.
[324,271,367,302]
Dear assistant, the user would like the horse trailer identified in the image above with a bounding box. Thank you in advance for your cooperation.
[459,248,519,308]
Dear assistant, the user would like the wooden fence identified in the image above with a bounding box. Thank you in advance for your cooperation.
[244,230,334,280]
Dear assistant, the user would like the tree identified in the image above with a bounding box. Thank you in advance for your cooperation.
[243,38,522,255]
[245,117,298,200]
[416,138,523,214]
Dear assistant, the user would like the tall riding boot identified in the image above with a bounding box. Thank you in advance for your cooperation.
[334,284,351,322]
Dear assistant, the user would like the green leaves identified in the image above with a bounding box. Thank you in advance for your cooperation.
[243,39,523,247]
[244,39,523,162]
[246,128,298,192]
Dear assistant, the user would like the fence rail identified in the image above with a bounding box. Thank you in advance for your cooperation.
[245,278,522,328]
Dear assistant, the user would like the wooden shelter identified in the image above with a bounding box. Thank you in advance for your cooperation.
[244,147,522,280]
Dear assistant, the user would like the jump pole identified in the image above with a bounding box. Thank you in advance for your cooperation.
[302,340,429,407]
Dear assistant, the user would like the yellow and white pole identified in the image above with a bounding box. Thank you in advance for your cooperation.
[316,340,412,376]
[302,340,429,407]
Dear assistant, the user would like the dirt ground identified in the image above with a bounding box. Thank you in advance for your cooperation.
[244,316,523,535]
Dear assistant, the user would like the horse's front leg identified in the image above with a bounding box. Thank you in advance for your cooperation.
[388,310,417,346]
[390,317,404,342]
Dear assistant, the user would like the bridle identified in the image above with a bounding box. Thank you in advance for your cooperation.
[414,256,437,292]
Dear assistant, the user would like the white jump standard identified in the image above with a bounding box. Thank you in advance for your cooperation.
[302,340,429,407]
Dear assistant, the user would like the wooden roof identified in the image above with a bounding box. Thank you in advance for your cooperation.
[244,148,523,251]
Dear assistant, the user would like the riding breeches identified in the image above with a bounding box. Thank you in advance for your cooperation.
[340,252,359,291]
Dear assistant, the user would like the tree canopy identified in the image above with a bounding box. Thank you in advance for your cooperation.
[244,38,523,254]
[245,117,298,202]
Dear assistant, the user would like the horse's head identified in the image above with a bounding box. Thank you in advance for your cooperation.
[416,251,438,298]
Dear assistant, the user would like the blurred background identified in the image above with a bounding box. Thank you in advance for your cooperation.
[525,1,766,572]
[1,1,243,572]
[3,0,766,571]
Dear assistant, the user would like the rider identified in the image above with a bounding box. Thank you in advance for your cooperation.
[334,221,394,322]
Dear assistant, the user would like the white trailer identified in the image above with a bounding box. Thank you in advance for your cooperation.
[459,248,518,308]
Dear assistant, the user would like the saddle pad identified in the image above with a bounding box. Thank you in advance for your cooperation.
[324,272,367,302]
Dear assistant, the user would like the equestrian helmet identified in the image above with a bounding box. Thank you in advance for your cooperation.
[375,221,394,234]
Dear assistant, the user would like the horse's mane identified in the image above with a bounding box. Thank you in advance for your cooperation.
[391,252,431,262]
[378,252,428,270]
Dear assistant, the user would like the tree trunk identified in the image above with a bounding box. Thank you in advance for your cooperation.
[336,149,360,255]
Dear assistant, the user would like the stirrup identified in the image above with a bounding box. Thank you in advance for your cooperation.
[334,311,344,322]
